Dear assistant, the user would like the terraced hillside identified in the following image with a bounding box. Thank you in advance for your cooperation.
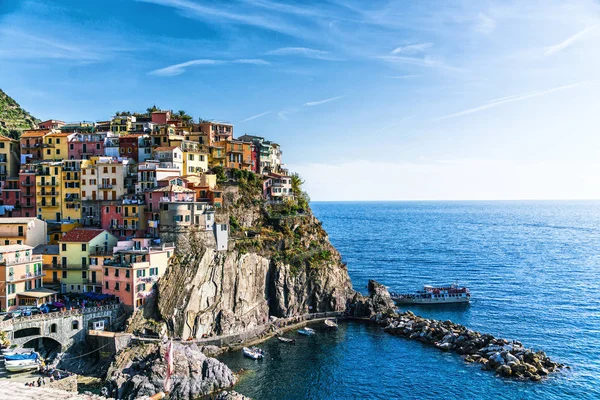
[0,89,39,138]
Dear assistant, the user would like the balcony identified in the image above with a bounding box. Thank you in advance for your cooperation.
[21,143,41,149]
[65,197,81,203]
[0,254,42,266]
[21,181,34,187]
[99,184,113,189]
[38,190,58,196]
[43,143,55,148]
[39,181,59,186]
[22,193,34,198]
[40,202,60,208]
[123,213,139,218]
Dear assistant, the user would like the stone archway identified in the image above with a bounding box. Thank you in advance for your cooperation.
[22,336,62,359]
[13,326,41,339]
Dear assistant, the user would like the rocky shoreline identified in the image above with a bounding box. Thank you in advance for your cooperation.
[353,280,567,382]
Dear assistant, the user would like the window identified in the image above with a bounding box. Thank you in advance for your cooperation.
[62,271,67,278]
[125,283,131,292]
[82,271,87,279]
[115,269,119,277]
[70,144,74,150]
[125,269,130,278]
[56,149,60,155]
[105,281,109,289]
[62,243,67,251]
[50,323,57,333]
[112,167,116,173]
[115,282,120,290]
[72,320,79,330]
[104,268,108,276]
[56,139,61,144]
[82,244,86,251]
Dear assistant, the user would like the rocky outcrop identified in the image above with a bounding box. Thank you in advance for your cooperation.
[104,342,235,399]
[347,279,396,318]
[151,187,354,340]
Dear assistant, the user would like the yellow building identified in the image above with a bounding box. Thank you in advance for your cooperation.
[0,244,56,311]
[62,160,82,223]
[58,228,118,293]
[183,150,209,175]
[0,135,20,183]
[208,144,226,168]
[36,162,63,222]
[96,157,127,201]
[110,115,135,133]
[42,132,71,161]
[33,244,60,286]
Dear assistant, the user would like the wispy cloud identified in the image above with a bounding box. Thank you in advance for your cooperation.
[378,55,461,72]
[304,95,345,107]
[437,81,597,120]
[242,111,271,122]
[137,0,309,39]
[266,47,341,61]
[544,24,599,56]
[149,58,270,76]
[391,43,432,55]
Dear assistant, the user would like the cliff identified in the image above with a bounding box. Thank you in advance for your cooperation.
[140,175,355,339]
[0,89,39,138]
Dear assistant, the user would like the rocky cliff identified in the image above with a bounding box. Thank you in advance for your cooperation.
[142,176,355,340]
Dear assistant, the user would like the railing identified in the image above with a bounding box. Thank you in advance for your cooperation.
[20,271,44,279]
[0,303,120,329]
[40,202,60,207]
[1,255,42,266]
[21,181,34,187]
[99,184,113,189]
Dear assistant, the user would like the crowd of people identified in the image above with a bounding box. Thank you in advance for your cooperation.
[24,366,72,387]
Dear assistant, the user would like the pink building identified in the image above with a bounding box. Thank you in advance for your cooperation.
[102,239,174,309]
[144,184,195,237]
[99,200,146,240]
[68,133,105,160]
[0,177,22,217]
[38,120,65,130]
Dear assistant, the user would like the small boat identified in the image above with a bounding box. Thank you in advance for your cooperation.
[1,348,33,356]
[298,327,315,336]
[242,347,264,360]
[324,319,338,330]
[391,283,471,305]
[277,336,296,344]
[4,352,39,361]
[5,359,41,372]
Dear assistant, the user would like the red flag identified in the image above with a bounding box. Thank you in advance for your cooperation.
[164,340,174,392]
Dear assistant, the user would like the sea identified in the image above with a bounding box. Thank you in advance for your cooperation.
[219,201,600,400]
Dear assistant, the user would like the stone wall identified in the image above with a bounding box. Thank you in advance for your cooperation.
[47,374,78,393]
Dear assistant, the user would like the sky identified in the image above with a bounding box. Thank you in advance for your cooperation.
[1,0,600,201]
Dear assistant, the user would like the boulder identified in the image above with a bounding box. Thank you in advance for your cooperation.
[504,352,520,365]
[496,365,512,377]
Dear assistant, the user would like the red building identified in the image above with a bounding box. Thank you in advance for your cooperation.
[99,200,146,240]
[119,135,140,162]
[151,111,171,125]
[38,120,65,130]
[68,133,105,160]
[250,143,259,173]
[0,177,22,217]
[19,166,37,218]
[20,130,48,163]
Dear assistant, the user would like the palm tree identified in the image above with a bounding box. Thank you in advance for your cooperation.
[291,173,304,197]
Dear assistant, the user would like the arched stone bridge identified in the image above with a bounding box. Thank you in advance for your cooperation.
[0,304,121,351]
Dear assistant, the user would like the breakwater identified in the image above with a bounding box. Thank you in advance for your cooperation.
[380,310,566,381]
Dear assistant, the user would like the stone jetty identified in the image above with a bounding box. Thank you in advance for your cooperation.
[380,311,566,381]
[350,280,566,382]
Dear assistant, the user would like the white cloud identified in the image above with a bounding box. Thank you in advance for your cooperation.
[242,111,271,122]
[391,43,433,54]
[437,80,598,120]
[266,47,341,61]
[149,58,270,76]
[544,24,599,56]
[303,95,345,107]
[378,55,462,72]
[290,159,600,201]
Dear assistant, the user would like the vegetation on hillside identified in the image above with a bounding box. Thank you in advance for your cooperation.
[0,89,39,139]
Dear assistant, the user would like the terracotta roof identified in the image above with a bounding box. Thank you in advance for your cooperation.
[59,228,106,243]
[154,146,179,151]
[21,130,50,138]
[45,132,71,137]
[0,135,16,142]
[157,176,181,182]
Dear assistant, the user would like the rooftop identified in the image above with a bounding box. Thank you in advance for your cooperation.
[33,244,59,255]
[59,228,106,243]
[0,244,34,253]
[0,217,42,224]
[149,184,194,193]
[154,146,180,151]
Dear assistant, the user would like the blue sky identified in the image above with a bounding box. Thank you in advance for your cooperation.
[2,0,600,200]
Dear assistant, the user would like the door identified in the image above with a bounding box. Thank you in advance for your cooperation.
[91,271,96,283]
[62,257,67,268]
[52,271,58,282]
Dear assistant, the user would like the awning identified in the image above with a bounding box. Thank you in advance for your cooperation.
[17,288,58,299]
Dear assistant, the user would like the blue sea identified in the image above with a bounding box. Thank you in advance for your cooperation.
[219,201,600,399]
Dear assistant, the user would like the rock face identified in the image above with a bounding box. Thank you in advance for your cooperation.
[356,280,566,381]
[153,187,354,340]
[104,342,235,400]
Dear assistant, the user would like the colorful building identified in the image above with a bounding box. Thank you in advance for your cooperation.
[183,150,208,175]
[68,132,105,160]
[263,173,293,201]
[0,217,47,247]
[58,228,118,293]
[100,199,146,240]
[42,132,71,161]
[153,146,183,173]
[96,157,128,201]
[35,162,63,222]
[20,129,48,163]
[19,165,37,218]
[62,160,82,223]
[197,122,233,145]
[102,239,174,309]
[38,120,65,130]
[0,244,54,311]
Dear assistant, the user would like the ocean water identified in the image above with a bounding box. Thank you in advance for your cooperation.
[219,201,600,399]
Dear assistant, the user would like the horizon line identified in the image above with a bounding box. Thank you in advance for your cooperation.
[309,198,600,203]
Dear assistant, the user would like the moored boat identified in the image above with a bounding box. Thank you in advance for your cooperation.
[5,359,41,372]
[277,336,296,344]
[324,319,338,330]
[242,347,264,360]
[391,283,470,304]
[298,327,315,336]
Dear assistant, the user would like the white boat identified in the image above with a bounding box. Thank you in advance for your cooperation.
[5,359,41,372]
[324,319,338,330]
[298,327,315,336]
[242,347,264,360]
[391,283,471,304]
[1,348,33,356]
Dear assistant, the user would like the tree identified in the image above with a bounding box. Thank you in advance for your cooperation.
[146,105,160,115]
[291,173,304,197]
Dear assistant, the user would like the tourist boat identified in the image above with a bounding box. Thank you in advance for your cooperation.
[4,352,41,372]
[298,327,315,336]
[391,283,470,304]
[277,336,295,344]
[324,319,338,330]
[242,347,264,360]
